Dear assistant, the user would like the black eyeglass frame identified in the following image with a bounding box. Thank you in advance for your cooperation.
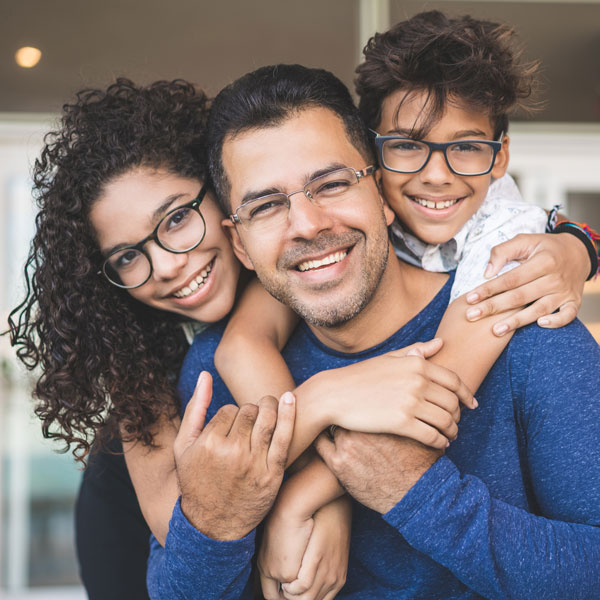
[228,165,377,229]
[369,129,503,177]
[99,183,208,289]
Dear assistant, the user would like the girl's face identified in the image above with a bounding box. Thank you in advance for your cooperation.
[90,167,241,323]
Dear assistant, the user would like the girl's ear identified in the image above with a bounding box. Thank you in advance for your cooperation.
[221,218,255,271]
[491,135,510,179]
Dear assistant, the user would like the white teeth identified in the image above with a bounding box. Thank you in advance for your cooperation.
[172,263,213,298]
[297,251,347,272]
[412,197,459,210]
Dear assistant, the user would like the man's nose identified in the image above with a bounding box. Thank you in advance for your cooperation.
[147,243,189,281]
[286,192,334,240]
[419,150,455,186]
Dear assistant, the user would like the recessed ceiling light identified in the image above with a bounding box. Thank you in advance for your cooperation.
[15,46,42,68]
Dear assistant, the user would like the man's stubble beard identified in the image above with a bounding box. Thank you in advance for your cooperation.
[257,226,390,328]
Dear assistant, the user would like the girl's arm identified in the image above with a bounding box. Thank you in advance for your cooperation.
[122,413,180,546]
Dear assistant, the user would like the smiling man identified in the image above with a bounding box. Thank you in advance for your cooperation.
[147,65,600,599]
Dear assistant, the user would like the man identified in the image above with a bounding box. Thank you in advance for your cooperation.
[147,65,600,599]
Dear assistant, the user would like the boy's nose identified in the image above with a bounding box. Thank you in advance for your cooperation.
[147,243,189,281]
[419,150,455,185]
[286,193,334,240]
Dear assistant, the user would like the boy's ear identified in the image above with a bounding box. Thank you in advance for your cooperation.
[491,135,510,179]
[221,218,255,271]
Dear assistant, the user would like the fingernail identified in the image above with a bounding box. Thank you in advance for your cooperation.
[484,263,493,278]
[281,391,295,404]
[493,323,509,336]
[466,292,479,303]
[197,371,206,384]
[538,317,550,327]
[472,398,478,409]
[446,441,450,448]
[466,308,481,321]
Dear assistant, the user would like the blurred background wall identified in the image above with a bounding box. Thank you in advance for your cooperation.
[1,0,599,597]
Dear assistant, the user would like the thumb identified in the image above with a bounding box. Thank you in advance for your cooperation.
[393,337,443,359]
[175,371,212,454]
[485,234,536,278]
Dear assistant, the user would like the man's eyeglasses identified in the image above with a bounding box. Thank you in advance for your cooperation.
[370,130,503,176]
[229,166,376,232]
[100,184,208,289]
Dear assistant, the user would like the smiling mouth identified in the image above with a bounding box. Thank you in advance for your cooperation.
[297,250,348,272]
[172,259,214,298]
[409,195,462,210]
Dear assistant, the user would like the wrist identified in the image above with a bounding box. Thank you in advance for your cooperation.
[552,223,599,280]
[296,370,338,430]
[180,494,250,541]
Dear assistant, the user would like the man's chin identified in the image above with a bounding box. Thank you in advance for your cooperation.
[288,295,368,328]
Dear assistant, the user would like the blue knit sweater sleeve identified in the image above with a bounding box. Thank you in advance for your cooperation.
[383,321,600,599]
[145,331,254,599]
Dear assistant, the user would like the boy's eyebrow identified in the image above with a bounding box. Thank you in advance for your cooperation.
[383,127,491,140]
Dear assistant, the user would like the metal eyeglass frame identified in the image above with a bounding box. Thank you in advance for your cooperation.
[99,183,208,289]
[228,165,377,228]
[369,129,503,176]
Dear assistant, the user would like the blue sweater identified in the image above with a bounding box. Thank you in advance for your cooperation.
[147,275,600,599]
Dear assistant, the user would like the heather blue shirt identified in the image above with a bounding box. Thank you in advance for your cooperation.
[147,274,600,599]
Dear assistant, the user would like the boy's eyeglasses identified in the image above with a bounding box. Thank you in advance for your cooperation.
[100,184,208,289]
[370,130,503,176]
[229,165,376,232]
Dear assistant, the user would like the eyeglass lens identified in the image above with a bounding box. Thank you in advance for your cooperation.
[237,168,361,231]
[104,204,206,288]
[381,139,495,175]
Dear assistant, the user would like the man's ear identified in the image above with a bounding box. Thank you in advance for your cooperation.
[375,169,396,226]
[221,218,255,271]
[491,135,510,179]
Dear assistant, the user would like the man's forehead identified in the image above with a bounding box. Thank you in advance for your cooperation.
[221,107,364,208]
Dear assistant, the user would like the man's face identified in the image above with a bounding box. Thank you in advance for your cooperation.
[222,107,395,327]
[377,89,509,245]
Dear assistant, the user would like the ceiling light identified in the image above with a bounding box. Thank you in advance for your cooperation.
[15,46,42,68]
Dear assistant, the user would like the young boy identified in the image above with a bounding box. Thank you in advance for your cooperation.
[212,11,597,596]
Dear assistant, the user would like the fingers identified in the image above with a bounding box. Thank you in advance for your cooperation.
[227,402,259,447]
[314,432,337,468]
[389,337,443,359]
[174,371,213,455]
[251,395,279,455]
[261,574,284,600]
[416,401,459,442]
[538,301,578,329]
[484,233,543,279]
[423,362,476,409]
[267,392,296,472]
[281,555,320,597]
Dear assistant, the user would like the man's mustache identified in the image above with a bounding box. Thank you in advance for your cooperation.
[277,232,363,270]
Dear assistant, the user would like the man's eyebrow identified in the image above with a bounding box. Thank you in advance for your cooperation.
[101,192,188,256]
[238,163,348,206]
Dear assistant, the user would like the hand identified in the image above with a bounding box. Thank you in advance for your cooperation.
[174,372,296,540]
[322,338,475,451]
[315,429,441,514]
[261,496,351,600]
[465,232,588,335]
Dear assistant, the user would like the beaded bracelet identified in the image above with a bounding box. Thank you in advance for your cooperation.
[552,220,600,280]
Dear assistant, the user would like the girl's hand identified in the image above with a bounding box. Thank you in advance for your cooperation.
[465,232,589,335]
[321,338,476,450]
[261,496,351,600]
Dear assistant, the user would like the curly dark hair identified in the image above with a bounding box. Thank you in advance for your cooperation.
[356,10,540,139]
[7,78,211,462]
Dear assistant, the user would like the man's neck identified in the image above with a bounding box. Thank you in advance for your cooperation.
[307,245,448,354]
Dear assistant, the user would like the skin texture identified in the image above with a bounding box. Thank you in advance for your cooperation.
[90,167,241,324]
[174,373,296,541]
[376,89,509,246]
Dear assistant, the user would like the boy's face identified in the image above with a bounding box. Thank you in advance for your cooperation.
[376,89,509,245]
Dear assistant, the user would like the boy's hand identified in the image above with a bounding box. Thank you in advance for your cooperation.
[174,373,296,541]
[322,338,475,450]
[465,232,588,335]
[260,496,351,600]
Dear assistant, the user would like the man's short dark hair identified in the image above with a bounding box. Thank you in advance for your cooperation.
[355,10,540,139]
[207,64,375,212]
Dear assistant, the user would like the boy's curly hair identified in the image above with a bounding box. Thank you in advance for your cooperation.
[356,10,540,138]
[8,78,210,462]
